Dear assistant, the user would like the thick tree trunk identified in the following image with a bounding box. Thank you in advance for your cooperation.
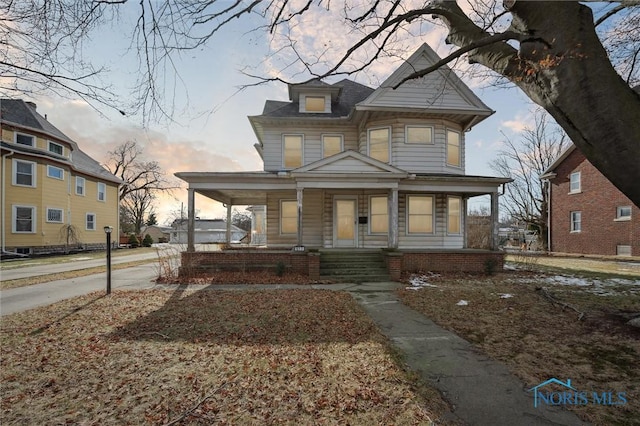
[435,1,640,206]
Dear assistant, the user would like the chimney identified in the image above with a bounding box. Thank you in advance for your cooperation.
[25,101,37,110]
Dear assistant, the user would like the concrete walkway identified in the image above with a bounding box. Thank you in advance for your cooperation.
[0,271,586,425]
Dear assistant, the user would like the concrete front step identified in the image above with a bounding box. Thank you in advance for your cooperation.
[319,250,389,283]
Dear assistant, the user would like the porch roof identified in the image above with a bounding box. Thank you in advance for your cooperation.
[174,170,512,205]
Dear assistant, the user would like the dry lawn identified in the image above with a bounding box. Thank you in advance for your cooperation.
[1,288,446,425]
[398,271,640,426]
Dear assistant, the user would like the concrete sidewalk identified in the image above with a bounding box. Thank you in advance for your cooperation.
[349,283,584,425]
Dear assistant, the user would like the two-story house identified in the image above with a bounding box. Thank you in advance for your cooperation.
[176,44,511,278]
[1,99,121,256]
[541,144,639,257]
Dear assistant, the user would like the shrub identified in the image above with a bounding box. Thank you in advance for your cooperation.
[142,234,154,247]
[275,261,286,277]
[128,233,140,248]
[484,258,498,275]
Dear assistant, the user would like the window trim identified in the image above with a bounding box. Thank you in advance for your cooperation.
[47,165,64,180]
[75,176,86,196]
[279,200,298,235]
[369,195,389,235]
[367,126,391,163]
[321,134,344,158]
[447,196,462,235]
[46,207,64,223]
[446,128,461,168]
[570,211,581,233]
[48,140,64,156]
[12,159,36,187]
[405,125,434,144]
[569,171,581,194]
[282,134,304,169]
[15,132,35,147]
[86,212,96,231]
[406,194,435,235]
[97,182,106,202]
[12,205,36,233]
[615,206,632,221]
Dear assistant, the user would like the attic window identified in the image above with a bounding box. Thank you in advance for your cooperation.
[304,96,327,112]
[16,133,35,146]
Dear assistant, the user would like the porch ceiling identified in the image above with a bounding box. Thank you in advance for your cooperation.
[194,189,268,205]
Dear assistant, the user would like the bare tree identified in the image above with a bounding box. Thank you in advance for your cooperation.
[490,110,567,250]
[2,1,640,204]
[467,206,491,250]
[104,140,176,232]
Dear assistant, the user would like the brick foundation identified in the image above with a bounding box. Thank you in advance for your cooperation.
[398,250,504,273]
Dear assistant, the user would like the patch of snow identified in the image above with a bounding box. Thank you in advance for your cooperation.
[72,257,92,261]
[456,300,469,306]
[408,274,439,289]
[503,263,518,271]
[499,293,514,299]
[545,276,591,286]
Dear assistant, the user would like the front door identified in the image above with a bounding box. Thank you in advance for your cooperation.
[334,198,357,248]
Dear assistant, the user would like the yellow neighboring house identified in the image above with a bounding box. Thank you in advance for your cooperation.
[1,99,122,256]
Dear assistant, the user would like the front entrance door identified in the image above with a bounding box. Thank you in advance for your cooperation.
[334,198,357,248]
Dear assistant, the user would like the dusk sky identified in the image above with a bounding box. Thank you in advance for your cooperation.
[26,2,542,224]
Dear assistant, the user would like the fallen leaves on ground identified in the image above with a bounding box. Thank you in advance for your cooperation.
[157,271,317,285]
[1,289,438,425]
[398,271,640,425]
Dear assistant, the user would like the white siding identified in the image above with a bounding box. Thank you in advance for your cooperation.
[261,125,359,172]
[265,189,324,247]
[359,118,465,174]
[397,193,464,249]
[364,54,479,111]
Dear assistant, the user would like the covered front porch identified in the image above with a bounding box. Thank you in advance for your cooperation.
[175,161,510,277]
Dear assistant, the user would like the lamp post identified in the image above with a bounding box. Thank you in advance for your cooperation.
[104,226,113,295]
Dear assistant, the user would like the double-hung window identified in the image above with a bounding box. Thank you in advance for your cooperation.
[447,197,462,234]
[283,135,303,169]
[86,213,96,231]
[570,211,581,232]
[13,205,36,233]
[305,96,326,112]
[446,130,461,167]
[280,200,298,234]
[569,172,581,193]
[76,176,85,196]
[322,135,343,158]
[13,159,36,187]
[616,206,632,220]
[407,195,434,234]
[97,182,106,202]
[368,127,390,163]
[369,196,388,234]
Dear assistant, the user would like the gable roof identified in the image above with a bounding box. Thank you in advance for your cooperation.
[358,43,493,118]
[540,144,577,179]
[0,98,122,184]
[291,150,408,176]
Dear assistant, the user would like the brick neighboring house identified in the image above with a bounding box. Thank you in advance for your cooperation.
[541,145,639,257]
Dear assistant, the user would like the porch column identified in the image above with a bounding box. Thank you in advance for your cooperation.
[463,197,469,249]
[490,192,499,250]
[226,204,232,244]
[388,188,398,249]
[297,188,303,247]
[187,188,195,252]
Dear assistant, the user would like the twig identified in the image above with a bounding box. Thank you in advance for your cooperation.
[162,383,226,426]
[535,287,585,321]
[145,331,170,339]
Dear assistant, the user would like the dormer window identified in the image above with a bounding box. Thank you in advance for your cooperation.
[300,95,330,113]
[15,132,35,147]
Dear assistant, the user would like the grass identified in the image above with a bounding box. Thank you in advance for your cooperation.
[1,288,447,425]
[398,270,640,425]
[506,253,640,278]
